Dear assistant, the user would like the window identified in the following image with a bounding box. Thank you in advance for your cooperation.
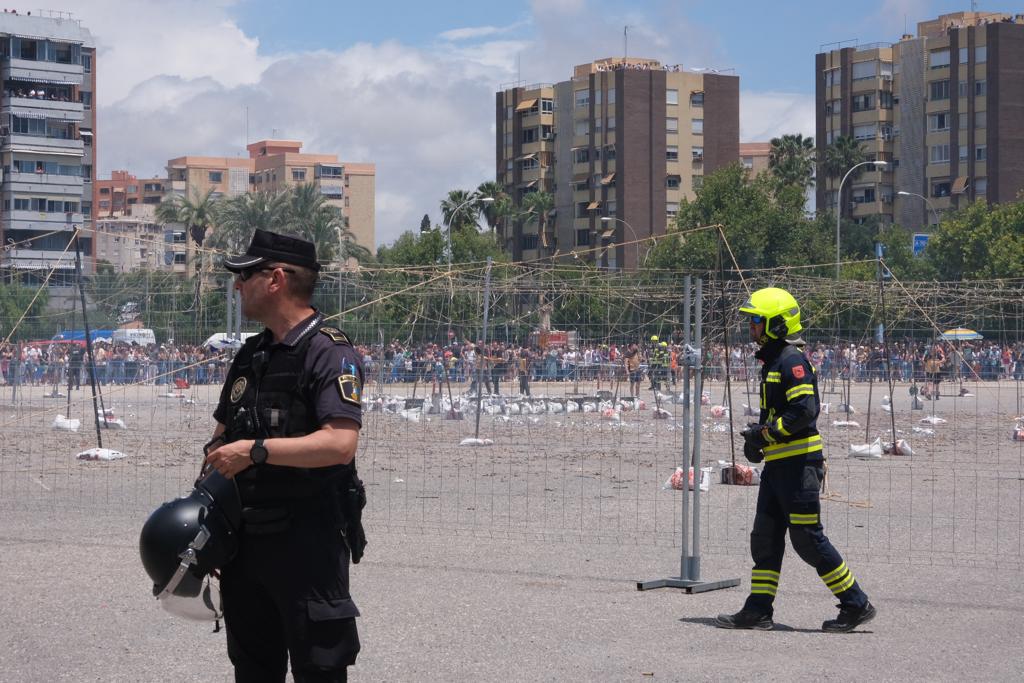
[292,168,306,181]
[692,146,704,161]
[81,54,92,72]
[519,158,539,172]
[12,116,46,135]
[504,132,512,146]
[607,89,615,105]
[666,89,678,105]
[975,110,987,128]
[958,80,968,98]
[975,145,987,161]
[960,115,968,130]
[975,177,987,195]
[14,198,29,210]
[523,127,539,143]
[928,112,950,131]
[691,119,703,135]
[853,124,877,141]
[852,187,876,203]
[81,164,92,179]
[99,187,111,195]
[959,145,969,161]
[976,46,987,63]
[172,231,186,243]
[594,116,603,131]
[606,201,617,215]
[666,145,679,162]
[975,80,987,96]
[929,144,950,163]
[79,91,92,108]
[604,145,616,161]
[209,171,223,183]
[852,60,877,80]
[576,229,591,246]
[505,106,513,120]
[666,175,681,189]
[542,125,553,139]
[959,47,969,64]
[930,80,949,100]
[174,253,187,265]
[594,90,602,106]
[852,93,874,112]
[82,201,91,216]
[522,234,539,250]
[929,49,950,69]
[666,117,678,133]
[825,98,842,115]
[690,92,704,107]
[126,185,138,193]
[574,120,589,137]
[541,98,554,113]
[879,91,893,109]
[666,202,679,216]
[606,116,615,129]
[575,201,590,218]
[574,148,589,164]
[574,89,590,109]
[693,175,704,190]
[824,68,841,87]
[880,61,893,78]
[932,180,951,197]
[742,156,754,169]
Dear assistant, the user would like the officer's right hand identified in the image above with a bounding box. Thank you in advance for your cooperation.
[743,440,764,463]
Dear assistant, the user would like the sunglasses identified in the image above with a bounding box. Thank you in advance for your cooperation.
[749,315,764,324]
[237,265,295,282]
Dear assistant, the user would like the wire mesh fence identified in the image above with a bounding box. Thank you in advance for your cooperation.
[1,263,1023,570]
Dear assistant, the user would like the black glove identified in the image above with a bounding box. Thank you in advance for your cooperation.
[743,440,764,464]
[741,423,768,463]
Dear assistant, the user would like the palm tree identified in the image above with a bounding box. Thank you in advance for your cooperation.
[155,188,220,308]
[520,191,555,250]
[768,133,816,190]
[475,181,507,231]
[284,184,372,267]
[822,135,867,217]
[210,191,289,260]
[440,190,480,233]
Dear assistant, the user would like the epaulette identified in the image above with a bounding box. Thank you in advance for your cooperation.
[319,326,352,345]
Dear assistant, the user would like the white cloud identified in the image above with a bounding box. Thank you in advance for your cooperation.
[740,91,815,142]
[439,25,507,41]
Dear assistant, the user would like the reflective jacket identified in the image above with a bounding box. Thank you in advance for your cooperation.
[756,340,823,464]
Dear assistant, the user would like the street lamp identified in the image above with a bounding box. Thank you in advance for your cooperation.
[897,190,940,229]
[600,216,640,269]
[446,196,494,269]
[836,160,887,279]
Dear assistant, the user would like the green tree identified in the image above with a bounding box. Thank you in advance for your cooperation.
[768,133,816,190]
[475,181,507,231]
[822,134,867,180]
[520,191,555,249]
[923,199,1024,279]
[440,190,480,233]
[155,187,219,248]
[0,281,49,341]
[419,213,432,233]
[210,191,289,260]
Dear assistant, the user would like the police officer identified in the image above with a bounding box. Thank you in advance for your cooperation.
[204,229,363,680]
[716,287,876,633]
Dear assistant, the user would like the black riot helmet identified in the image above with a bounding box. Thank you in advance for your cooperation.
[140,469,242,600]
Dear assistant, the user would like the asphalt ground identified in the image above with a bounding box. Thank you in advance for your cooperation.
[1,512,1022,682]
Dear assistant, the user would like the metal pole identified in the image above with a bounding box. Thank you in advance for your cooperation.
[74,231,104,447]
[473,257,494,440]
[225,278,233,343]
[679,275,692,580]
[689,278,704,580]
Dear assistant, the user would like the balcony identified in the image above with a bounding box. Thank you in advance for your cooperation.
[4,170,83,192]
[2,57,84,86]
[2,210,83,230]
[1,95,84,122]
[1,248,80,271]
[3,134,84,155]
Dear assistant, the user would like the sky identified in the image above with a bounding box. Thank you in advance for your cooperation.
[8,0,984,246]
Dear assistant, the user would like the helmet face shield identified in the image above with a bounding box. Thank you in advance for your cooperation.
[160,576,223,622]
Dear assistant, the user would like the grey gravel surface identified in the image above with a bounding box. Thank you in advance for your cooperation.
[1,512,1022,682]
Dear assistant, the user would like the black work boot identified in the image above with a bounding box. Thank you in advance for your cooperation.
[715,609,773,630]
[822,601,876,633]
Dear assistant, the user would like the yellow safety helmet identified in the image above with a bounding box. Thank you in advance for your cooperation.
[660,341,668,347]
[739,287,802,343]
[650,335,659,342]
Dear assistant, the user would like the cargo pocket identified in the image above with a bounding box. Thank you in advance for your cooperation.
[788,465,823,525]
[303,597,361,670]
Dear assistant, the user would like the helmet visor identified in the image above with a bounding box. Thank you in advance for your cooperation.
[160,576,223,622]
[749,315,764,324]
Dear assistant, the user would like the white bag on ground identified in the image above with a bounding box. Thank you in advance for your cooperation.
[849,437,883,459]
[664,466,712,491]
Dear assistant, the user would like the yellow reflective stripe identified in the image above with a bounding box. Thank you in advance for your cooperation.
[787,389,815,400]
[820,562,848,584]
[751,569,780,578]
[785,383,814,399]
[766,372,781,380]
[775,417,791,436]
[789,513,819,525]
[763,435,823,460]
[750,583,778,595]
[829,573,856,595]
[766,377,782,383]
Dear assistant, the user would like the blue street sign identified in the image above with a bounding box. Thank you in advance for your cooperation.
[913,233,930,256]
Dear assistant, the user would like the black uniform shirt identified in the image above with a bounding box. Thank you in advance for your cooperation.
[214,310,363,429]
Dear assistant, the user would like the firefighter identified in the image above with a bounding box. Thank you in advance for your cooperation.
[648,335,668,392]
[716,287,876,633]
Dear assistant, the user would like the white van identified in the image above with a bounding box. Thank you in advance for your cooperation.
[112,328,157,347]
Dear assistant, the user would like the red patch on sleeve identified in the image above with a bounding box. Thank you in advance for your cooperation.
[792,365,805,379]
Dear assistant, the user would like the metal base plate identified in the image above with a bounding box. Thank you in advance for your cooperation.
[636,576,740,593]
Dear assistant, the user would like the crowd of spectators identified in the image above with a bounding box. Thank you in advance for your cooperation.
[3,336,1021,395]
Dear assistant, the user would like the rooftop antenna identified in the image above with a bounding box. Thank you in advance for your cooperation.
[624,25,630,60]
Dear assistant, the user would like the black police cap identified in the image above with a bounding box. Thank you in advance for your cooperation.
[224,229,320,272]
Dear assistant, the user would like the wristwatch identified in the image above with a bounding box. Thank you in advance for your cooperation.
[250,438,269,465]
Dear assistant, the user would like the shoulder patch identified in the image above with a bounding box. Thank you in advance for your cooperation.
[319,326,351,345]
[792,364,805,379]
[338,374,361,406]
